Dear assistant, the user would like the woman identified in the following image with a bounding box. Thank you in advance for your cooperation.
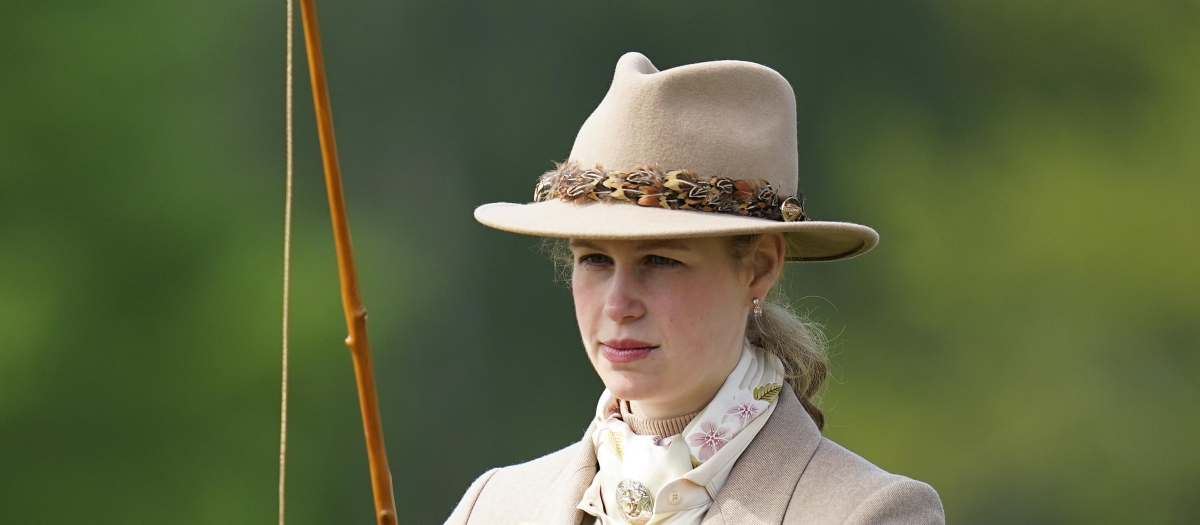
[448,52,945,525]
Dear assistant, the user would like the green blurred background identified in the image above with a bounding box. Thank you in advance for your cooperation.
[2,1,1197,523]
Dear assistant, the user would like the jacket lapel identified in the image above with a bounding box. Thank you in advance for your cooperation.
[700,388,823,525]
[531,421,599,525]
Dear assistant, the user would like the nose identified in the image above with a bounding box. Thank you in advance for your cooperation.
[602,267,646,323]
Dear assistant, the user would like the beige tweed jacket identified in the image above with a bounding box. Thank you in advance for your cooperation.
[445,388,945,525]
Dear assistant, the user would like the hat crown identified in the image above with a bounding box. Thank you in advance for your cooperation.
[568,52,799,195]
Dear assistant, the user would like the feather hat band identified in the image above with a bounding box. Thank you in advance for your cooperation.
[474,52,878,262]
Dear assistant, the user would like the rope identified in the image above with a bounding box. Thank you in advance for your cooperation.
[278,0,294,523]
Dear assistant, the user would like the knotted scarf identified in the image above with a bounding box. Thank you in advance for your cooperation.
[577,340,787,525]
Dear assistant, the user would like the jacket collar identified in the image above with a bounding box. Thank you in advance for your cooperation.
[700,387,822,525]
[534,387,821,525]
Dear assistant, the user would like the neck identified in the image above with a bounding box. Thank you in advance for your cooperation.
[628,379,723,420]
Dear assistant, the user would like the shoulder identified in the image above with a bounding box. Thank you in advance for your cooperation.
[445,441,585,525]
[786,437,944,524]
[719,387,943,523]
[486,441,585,489]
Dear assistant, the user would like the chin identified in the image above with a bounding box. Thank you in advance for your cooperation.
[598,368,664,401]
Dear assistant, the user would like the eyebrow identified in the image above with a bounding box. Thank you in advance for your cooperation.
[568,239,692,252]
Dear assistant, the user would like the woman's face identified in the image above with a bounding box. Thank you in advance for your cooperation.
[568,236,774,418]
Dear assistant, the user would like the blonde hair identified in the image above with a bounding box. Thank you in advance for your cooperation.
[541,234,831,430]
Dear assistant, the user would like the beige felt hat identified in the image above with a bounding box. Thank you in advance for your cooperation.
[474,52,878,262]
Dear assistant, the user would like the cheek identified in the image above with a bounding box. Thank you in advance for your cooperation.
[655,280,743,347]
[571,276,603,334]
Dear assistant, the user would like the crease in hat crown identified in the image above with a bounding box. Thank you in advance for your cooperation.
[568,52,800,196]
[473,51,879,262]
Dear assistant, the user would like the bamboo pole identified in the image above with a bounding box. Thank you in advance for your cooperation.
[297,1,398,523]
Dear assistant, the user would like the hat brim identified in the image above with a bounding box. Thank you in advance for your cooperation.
[475,200,878,262]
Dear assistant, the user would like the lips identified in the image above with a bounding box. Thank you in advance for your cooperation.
[600,338,658,363]
[602,338,656,350]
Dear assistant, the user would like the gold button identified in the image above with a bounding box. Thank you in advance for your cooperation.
[668,491,681,505]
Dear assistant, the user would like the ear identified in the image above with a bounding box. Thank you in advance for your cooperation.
[747,233,786,302]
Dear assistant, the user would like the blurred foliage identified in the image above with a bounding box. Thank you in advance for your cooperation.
[1,1,1197,523]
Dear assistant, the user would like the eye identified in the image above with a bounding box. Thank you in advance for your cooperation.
[645,254,680,268]
[576,253,612,266]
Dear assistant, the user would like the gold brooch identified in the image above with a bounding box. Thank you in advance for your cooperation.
[780,196,804,222]
[616,478,653,525]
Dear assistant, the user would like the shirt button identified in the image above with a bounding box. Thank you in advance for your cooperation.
[668,491,681,505]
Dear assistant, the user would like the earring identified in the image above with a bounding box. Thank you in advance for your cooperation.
[752,298,763,318]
